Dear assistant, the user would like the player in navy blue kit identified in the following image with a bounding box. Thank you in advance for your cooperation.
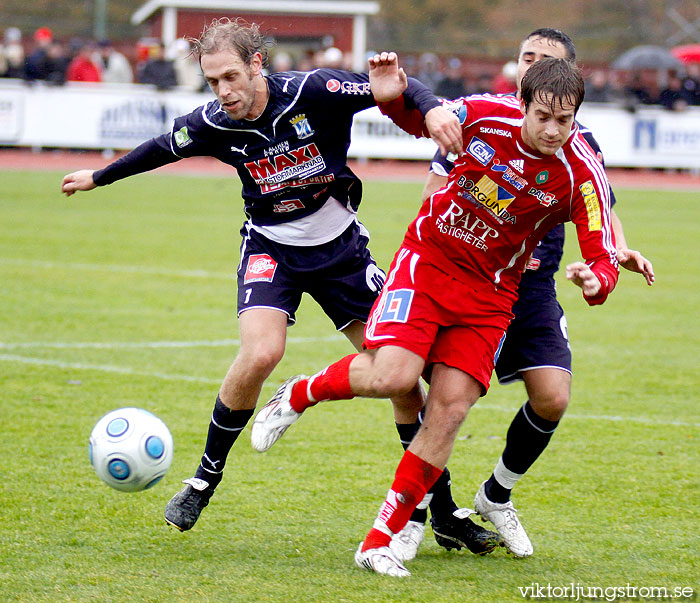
[408,29,654,559]
[61,18,498,547]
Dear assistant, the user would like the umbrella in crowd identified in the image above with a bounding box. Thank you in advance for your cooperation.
[671,44,700,64]
[612,45,684,70]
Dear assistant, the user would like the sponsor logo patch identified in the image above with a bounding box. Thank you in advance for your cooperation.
[245,143,326,190]
[326,79,341,92]
[490,159,527,190]
[466,136,495,166]
[525,256,541,271]
[458,174,517,224]
[509,159,524,173]
[174,126,192,148]
[480,126,512,138]
[378,289,414,323]
[244,254,278,284]
[528,187,559,207]
[444,100,468,124]
[273,199,305,213]
[435,199,500,250]
[579,180,602,231]
[340,81,371,95]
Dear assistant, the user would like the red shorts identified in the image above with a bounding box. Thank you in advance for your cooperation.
[364,248,514,393]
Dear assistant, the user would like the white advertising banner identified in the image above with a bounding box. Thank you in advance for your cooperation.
[577,103,700,169]
[1,80,699,169]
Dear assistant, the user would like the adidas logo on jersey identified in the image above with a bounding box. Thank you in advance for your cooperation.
[509,159,525,173]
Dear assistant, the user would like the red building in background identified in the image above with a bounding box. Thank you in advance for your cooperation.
[131,0,380,71]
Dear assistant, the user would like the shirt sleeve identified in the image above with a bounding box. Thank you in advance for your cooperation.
[581,128,617,208]
[569,161,619,306]
[92,135,179,186]
[377,95,431,138]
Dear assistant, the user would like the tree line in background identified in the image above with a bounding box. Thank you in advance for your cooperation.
[1,0,699,63]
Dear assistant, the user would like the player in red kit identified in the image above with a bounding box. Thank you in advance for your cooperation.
[252,55,619,577]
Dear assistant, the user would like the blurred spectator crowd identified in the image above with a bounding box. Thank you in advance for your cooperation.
[0,26,203,91]
[2,26,700,112]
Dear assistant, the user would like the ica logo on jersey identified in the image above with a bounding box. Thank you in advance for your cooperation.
[466,136,496,166]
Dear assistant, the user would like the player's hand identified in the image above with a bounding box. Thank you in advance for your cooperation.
[61,170,97,196]
[425,106,463,156]
[368,51,407,102]
[616,248,655,285]
[566,262,602,297]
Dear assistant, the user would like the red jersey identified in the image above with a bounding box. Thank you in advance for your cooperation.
[380,93,618,306]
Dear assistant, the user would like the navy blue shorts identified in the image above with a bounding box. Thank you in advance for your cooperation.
[494,289,572,384]
[237,222,386,330]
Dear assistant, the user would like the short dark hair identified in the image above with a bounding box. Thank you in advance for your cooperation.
[520,58,585,114]
[521,28,576,63]
[188,17,271,68]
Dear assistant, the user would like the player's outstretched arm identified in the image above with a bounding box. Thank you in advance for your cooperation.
[369,52,462,156]
[424,107,462,156]
[566,262,602,298]
[616,248,655,285]
[61,170,97,197]
[610,209,655,285]
[368,51,407,102]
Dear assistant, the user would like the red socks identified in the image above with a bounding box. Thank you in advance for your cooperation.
[289,354,357,413]
[362,451,443,551]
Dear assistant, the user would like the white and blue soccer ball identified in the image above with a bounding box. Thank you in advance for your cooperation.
[89,407,173,492]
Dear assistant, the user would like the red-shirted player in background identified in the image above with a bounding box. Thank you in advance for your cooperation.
[252,54,619,577]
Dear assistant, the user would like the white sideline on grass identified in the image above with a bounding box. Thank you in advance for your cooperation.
[0,352,697,428]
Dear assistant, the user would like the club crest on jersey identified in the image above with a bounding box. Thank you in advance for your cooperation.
[466,137,495,166]
[290,114,314,139]
[536,170,549,184]
[244,254,278,284]
[490,159,527,190]
[458,174,517,224]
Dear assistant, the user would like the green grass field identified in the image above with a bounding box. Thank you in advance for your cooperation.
[1,169,698,602]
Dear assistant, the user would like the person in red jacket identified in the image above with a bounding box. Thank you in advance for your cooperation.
[66,42,101,83]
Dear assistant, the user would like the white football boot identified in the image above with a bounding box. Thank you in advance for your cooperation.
[473,481,533,557]
[354,542,411,577]
[389,520,425,563]
[251,375,307,452]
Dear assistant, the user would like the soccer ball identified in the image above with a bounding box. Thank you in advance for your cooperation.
[89,407,173,492]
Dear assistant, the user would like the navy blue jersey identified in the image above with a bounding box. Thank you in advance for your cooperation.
[94,69,439,226]
[431,122,617,293]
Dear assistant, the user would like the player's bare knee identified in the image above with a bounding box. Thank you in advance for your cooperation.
[530,390,569,420]
[368,370,417,398]
[240,345,284,379]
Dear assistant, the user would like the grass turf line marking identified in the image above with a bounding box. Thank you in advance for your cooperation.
[0,335,345,350]
[0,258,235,280]
[0,353,222,384]
[2,353,697,428]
